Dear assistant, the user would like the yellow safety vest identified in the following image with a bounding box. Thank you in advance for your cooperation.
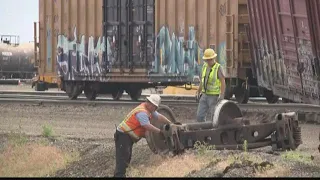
[201,63,221,95]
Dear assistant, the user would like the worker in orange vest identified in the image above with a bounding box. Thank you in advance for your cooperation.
[114,94,173,177]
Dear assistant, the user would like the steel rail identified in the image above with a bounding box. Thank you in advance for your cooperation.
[0,90,269,102]
[0,97,320,112]
[0,98,198,106]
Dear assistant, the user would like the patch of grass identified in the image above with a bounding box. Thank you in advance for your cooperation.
[227,153,264,166]
[0,142,80,177]
[243,140,248,153]
[225,153,274,176]
[7,132,28,147]
[193,141,216,156]
[38,138,50,146]
[127,153,213,177]
[63,150,80,165]
[281,150,314,165]
[42,125,54,138]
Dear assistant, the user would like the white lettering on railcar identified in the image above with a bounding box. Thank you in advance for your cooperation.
[1,52,13,56]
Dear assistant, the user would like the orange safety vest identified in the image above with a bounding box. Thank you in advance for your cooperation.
[118,103,152,142]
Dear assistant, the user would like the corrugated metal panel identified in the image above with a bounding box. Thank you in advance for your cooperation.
[247,0,285,90]
[38,0,103,76]
[38,0,251,84]
[247,0,320,104]
[154,0,251,79]
[307,0,320,78]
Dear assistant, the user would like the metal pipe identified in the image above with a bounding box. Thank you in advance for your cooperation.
[212,139,273,150]
[182,117,250,131]
[183,122,213,131]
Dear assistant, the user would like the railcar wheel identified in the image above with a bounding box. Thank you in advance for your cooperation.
[111,90,124,100]
[84,84,97,101]
[282,98,295,103]
[234,81,249,104]
[264,89,279,104]
[224,80,233,100]
[145,105,177,155]
[128,88,142,101]
[65,82,80,100]
[212,100,250,145]
[212,100,244,127]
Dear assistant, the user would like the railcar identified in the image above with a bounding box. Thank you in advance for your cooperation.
[35,0,276,102]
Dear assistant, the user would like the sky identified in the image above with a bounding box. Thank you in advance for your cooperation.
[0,0,39,43]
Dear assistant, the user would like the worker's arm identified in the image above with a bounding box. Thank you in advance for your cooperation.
[143,124,161,133]
[136,112,161,134]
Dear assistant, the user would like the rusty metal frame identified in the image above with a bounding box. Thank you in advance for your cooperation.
[146,101,302,155]
[159,112,301,155]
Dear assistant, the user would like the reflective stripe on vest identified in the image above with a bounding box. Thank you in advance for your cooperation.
[201,63,221,95]
[118,103,151,141]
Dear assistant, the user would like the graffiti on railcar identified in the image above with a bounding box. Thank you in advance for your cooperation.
[297,40,320,97]
[56,27,106,81]
[219,2,227,16]
[218,41,227,74]
[154,26,204,81]
[56,26,222,83]
[253,39,281,90]
[154,26,230,81]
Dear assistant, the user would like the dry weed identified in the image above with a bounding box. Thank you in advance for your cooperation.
[0,143,79,177]
[127,153,212,177]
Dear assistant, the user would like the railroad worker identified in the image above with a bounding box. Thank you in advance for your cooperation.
[114,94,173,177]
[196,48,226,122]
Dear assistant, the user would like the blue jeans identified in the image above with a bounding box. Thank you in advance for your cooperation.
[196,94,218,122]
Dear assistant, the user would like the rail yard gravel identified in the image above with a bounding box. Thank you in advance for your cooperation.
[0,103,319,177]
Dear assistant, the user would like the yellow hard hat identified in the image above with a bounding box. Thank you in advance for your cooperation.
[202,48,217,60]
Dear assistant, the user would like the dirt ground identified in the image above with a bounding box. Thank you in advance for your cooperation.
[0,102,319,177]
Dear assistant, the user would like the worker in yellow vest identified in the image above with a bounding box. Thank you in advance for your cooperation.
[114,94,173,177]
[196,48,226,122]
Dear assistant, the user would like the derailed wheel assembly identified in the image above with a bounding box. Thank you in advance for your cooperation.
[145,100,303,155]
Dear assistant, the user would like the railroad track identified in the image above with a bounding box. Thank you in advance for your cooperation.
[0,96,319,128]
[0,94,197,104]
[1,91,319,123]
[0,90,270,103]
[0,96,319,115]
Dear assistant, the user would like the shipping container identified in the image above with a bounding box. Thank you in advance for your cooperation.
[247,0,320,104]
[34,0,256,102]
